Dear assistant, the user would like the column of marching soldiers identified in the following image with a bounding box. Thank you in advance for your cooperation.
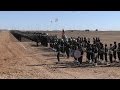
[10,30,120,66]
[48,36,120,66]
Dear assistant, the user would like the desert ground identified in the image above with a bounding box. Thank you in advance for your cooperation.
[1,30,120,79]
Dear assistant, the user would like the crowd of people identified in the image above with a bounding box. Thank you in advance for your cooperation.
[48,30,120,66]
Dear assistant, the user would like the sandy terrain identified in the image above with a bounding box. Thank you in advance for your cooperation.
[1,30,120,79]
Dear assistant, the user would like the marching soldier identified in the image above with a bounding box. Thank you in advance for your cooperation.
[60,39,65,54]
[108,44,113,63]
[93,45,98,66]
[104,44,109,65]
[78,44,84,64]
[113,42,117,62]
[86,43,90,62]
[64,40,70,58]
[100,44,105,64]
[97,43,101,61]
[56,39,61,63]
[89,44,93,63]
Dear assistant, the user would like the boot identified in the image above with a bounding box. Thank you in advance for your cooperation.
[89,60,92,64]
[95,63,98,66]
[106,62,110,66]
[116,59,119,63]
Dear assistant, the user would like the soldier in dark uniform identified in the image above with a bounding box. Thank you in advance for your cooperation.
[60,39,65,54]
[113,42,117,62]
[93,37,96,45]
[89,44,93,63]
[77,37,80,43]
[91,44,95,63]
[83,37,87,47]
[88,38,90,44]
[97,43,101,61]
[99,44,104,64]
[98,37,100,42]
[73,46,78,63]
[81,37,83,42]
[117,43,120,62]
[49,37,53,48]
[64,40,70,58]
[45,34,48,47]
[56,40,61,63]
[104,44,109,65]
[78,44,84,64]
[71,39,76,57]
[54,38,59,51]
[80,37,82,43]
[109,44,113,63]
[93,45,98,66]
[86,43,90,62]
[95,37,97,43]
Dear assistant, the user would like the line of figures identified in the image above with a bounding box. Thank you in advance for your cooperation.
[49,37,120,66]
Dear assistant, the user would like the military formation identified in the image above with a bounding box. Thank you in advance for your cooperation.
[49,36,120,66]
[11,30,120,66]
[10,30,49,47]
[48,30,120,66]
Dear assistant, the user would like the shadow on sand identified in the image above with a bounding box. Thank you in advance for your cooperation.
[45,57,65,60]
[26,59,120,68]
[31,44,39,47]
[40,47,55,52]
[41,53,56,57]
[26,63,58,67]
[53,61,120,68]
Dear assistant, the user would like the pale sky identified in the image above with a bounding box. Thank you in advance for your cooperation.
[0,11,120,31]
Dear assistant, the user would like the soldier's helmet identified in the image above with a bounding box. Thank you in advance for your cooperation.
[105,44,107,47]
[68,38,70,41]
[114,41,116,44]
[110,44,112,47]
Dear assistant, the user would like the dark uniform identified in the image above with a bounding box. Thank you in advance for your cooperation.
[91,44,95,62]
[93,45,98,64]
[71,39,77,57]
[56,43,61,62]
[99,44,104,61]
[64,41,70,58]
[86,43,90,62]
[97,43,101,60]
[89,44,94,63]
[109,44,113,63]
[113,42,117,61]
[104,44,108,62]
[78,45,84,64]
[60,40,65,53]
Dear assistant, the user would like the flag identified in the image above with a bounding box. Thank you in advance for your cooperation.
[55,18,58,22]
[62,29,65,39]
[62,29,65,35]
